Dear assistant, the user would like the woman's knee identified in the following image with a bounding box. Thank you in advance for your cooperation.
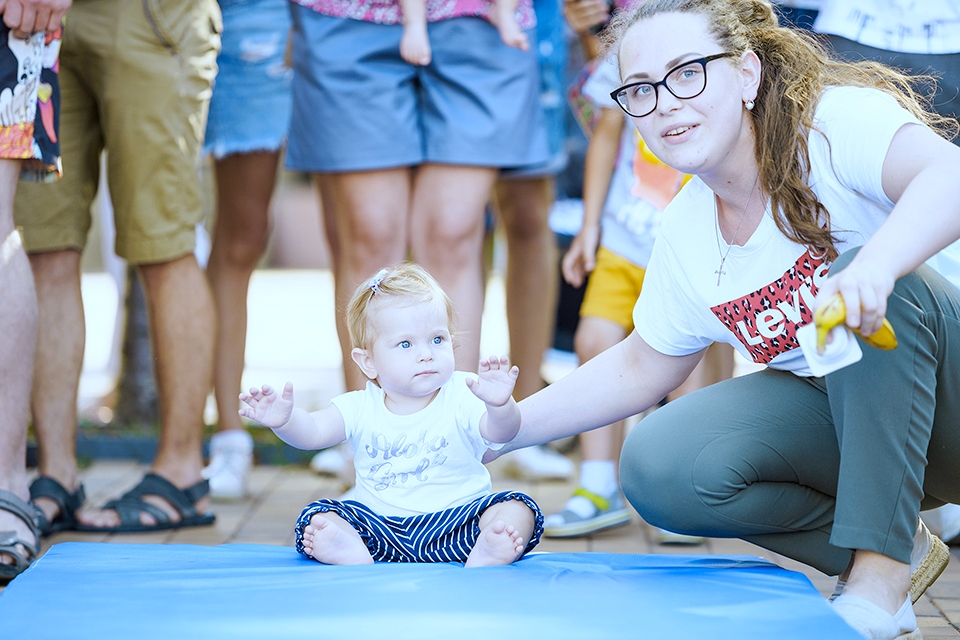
[619,413,698,530]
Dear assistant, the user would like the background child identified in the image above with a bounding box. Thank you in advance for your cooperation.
[239,263,543,566]
[543,55,732,540]
[399,0,528,66]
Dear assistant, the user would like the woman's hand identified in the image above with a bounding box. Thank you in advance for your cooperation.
[816,253,896,338]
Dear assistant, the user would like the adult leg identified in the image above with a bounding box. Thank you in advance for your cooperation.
[203,151,279,497]
[492,176,558,400]
[0,160,38,566]
[621,368,852,575]
[77,255,214,528]
[207,151,278,432]
[491,175,573,481]
[307,172,408,485]
[409,164,497,371]
[311,170,414,394]
[826,255,960,614]
[27,249,84,523]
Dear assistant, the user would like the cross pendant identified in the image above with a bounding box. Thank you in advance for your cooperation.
[715,268,725,286]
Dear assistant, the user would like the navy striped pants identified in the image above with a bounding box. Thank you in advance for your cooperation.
[294,491,544,563]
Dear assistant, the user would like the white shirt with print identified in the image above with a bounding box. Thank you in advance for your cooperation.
[814,0,960,54]
[632,85,946,377]
[330,371,493,517]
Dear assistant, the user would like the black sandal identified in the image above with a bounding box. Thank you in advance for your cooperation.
[73,473,216,533]
[29,476,86,536]
[0,490,42,583]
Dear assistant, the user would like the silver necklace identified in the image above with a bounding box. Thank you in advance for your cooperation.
[714,174,759,286]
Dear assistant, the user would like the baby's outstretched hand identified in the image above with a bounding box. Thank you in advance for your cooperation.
[239,382,295,429]
[466,356,519,407]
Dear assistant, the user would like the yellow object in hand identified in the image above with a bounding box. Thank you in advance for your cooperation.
[814,293,898,355]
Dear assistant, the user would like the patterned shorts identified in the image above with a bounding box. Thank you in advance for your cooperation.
[0,24,61,181]
[294,491,544,563]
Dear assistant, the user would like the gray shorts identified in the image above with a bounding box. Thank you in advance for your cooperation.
[285,10,549,172]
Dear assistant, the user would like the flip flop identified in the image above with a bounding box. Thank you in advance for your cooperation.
[29,476,86,536]
[0,490,42,583]
[73,473,216,533]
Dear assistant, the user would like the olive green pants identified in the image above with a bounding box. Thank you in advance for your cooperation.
[622,252,960,575]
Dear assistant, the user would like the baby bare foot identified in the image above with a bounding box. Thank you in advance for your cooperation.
[490,7,529,50]
[302,514,373,565]
[465,520,525,567]
[400,22,432,65]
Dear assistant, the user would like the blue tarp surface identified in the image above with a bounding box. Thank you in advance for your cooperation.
[0,542,859,639]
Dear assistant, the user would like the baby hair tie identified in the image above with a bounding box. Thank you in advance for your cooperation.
[369,268,389,294]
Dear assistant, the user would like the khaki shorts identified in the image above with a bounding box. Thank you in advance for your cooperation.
[14,0,221,264]
[579,246,647,330]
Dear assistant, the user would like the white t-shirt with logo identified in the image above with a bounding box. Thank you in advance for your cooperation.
[813,0,960,54]
[330,371,493,517]
[633,85,939,376]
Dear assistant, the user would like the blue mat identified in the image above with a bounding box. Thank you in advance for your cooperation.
[0,543,858,639]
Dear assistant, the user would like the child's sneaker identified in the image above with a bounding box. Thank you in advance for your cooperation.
[543,487,632,537]
[500,445,574,481]
[202,429,254,501]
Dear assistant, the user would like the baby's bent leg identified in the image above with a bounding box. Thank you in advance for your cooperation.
[301,511,374,565]
[465,500,536,568]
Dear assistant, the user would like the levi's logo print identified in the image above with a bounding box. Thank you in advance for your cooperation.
[710,249,830,364]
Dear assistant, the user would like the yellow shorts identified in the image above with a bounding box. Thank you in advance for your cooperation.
[579,246,647,330]
[14,0,221,264]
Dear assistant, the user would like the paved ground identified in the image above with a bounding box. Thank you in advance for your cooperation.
[11,457,960,638]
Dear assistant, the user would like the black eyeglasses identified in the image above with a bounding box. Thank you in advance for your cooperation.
[610,52,736,117]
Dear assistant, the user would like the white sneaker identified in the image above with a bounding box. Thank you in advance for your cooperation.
[501,445,574,481]
[921,503,960,544]
[310,448,347,476]
[202,430,254,501]
[309,444,356,487]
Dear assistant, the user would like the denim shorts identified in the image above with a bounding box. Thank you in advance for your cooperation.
[500,0,569,179]
[204,0,293,158]
[286,9,549,172]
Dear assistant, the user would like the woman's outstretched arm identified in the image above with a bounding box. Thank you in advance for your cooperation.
[499,331,704,455]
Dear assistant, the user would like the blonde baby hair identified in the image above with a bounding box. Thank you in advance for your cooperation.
[346,262,456,350]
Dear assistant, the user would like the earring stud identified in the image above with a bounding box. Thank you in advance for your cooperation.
[745,100,755,110]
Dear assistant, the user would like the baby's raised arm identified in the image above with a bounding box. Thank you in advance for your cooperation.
[467,356,521,444]
[239,382,346,450]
